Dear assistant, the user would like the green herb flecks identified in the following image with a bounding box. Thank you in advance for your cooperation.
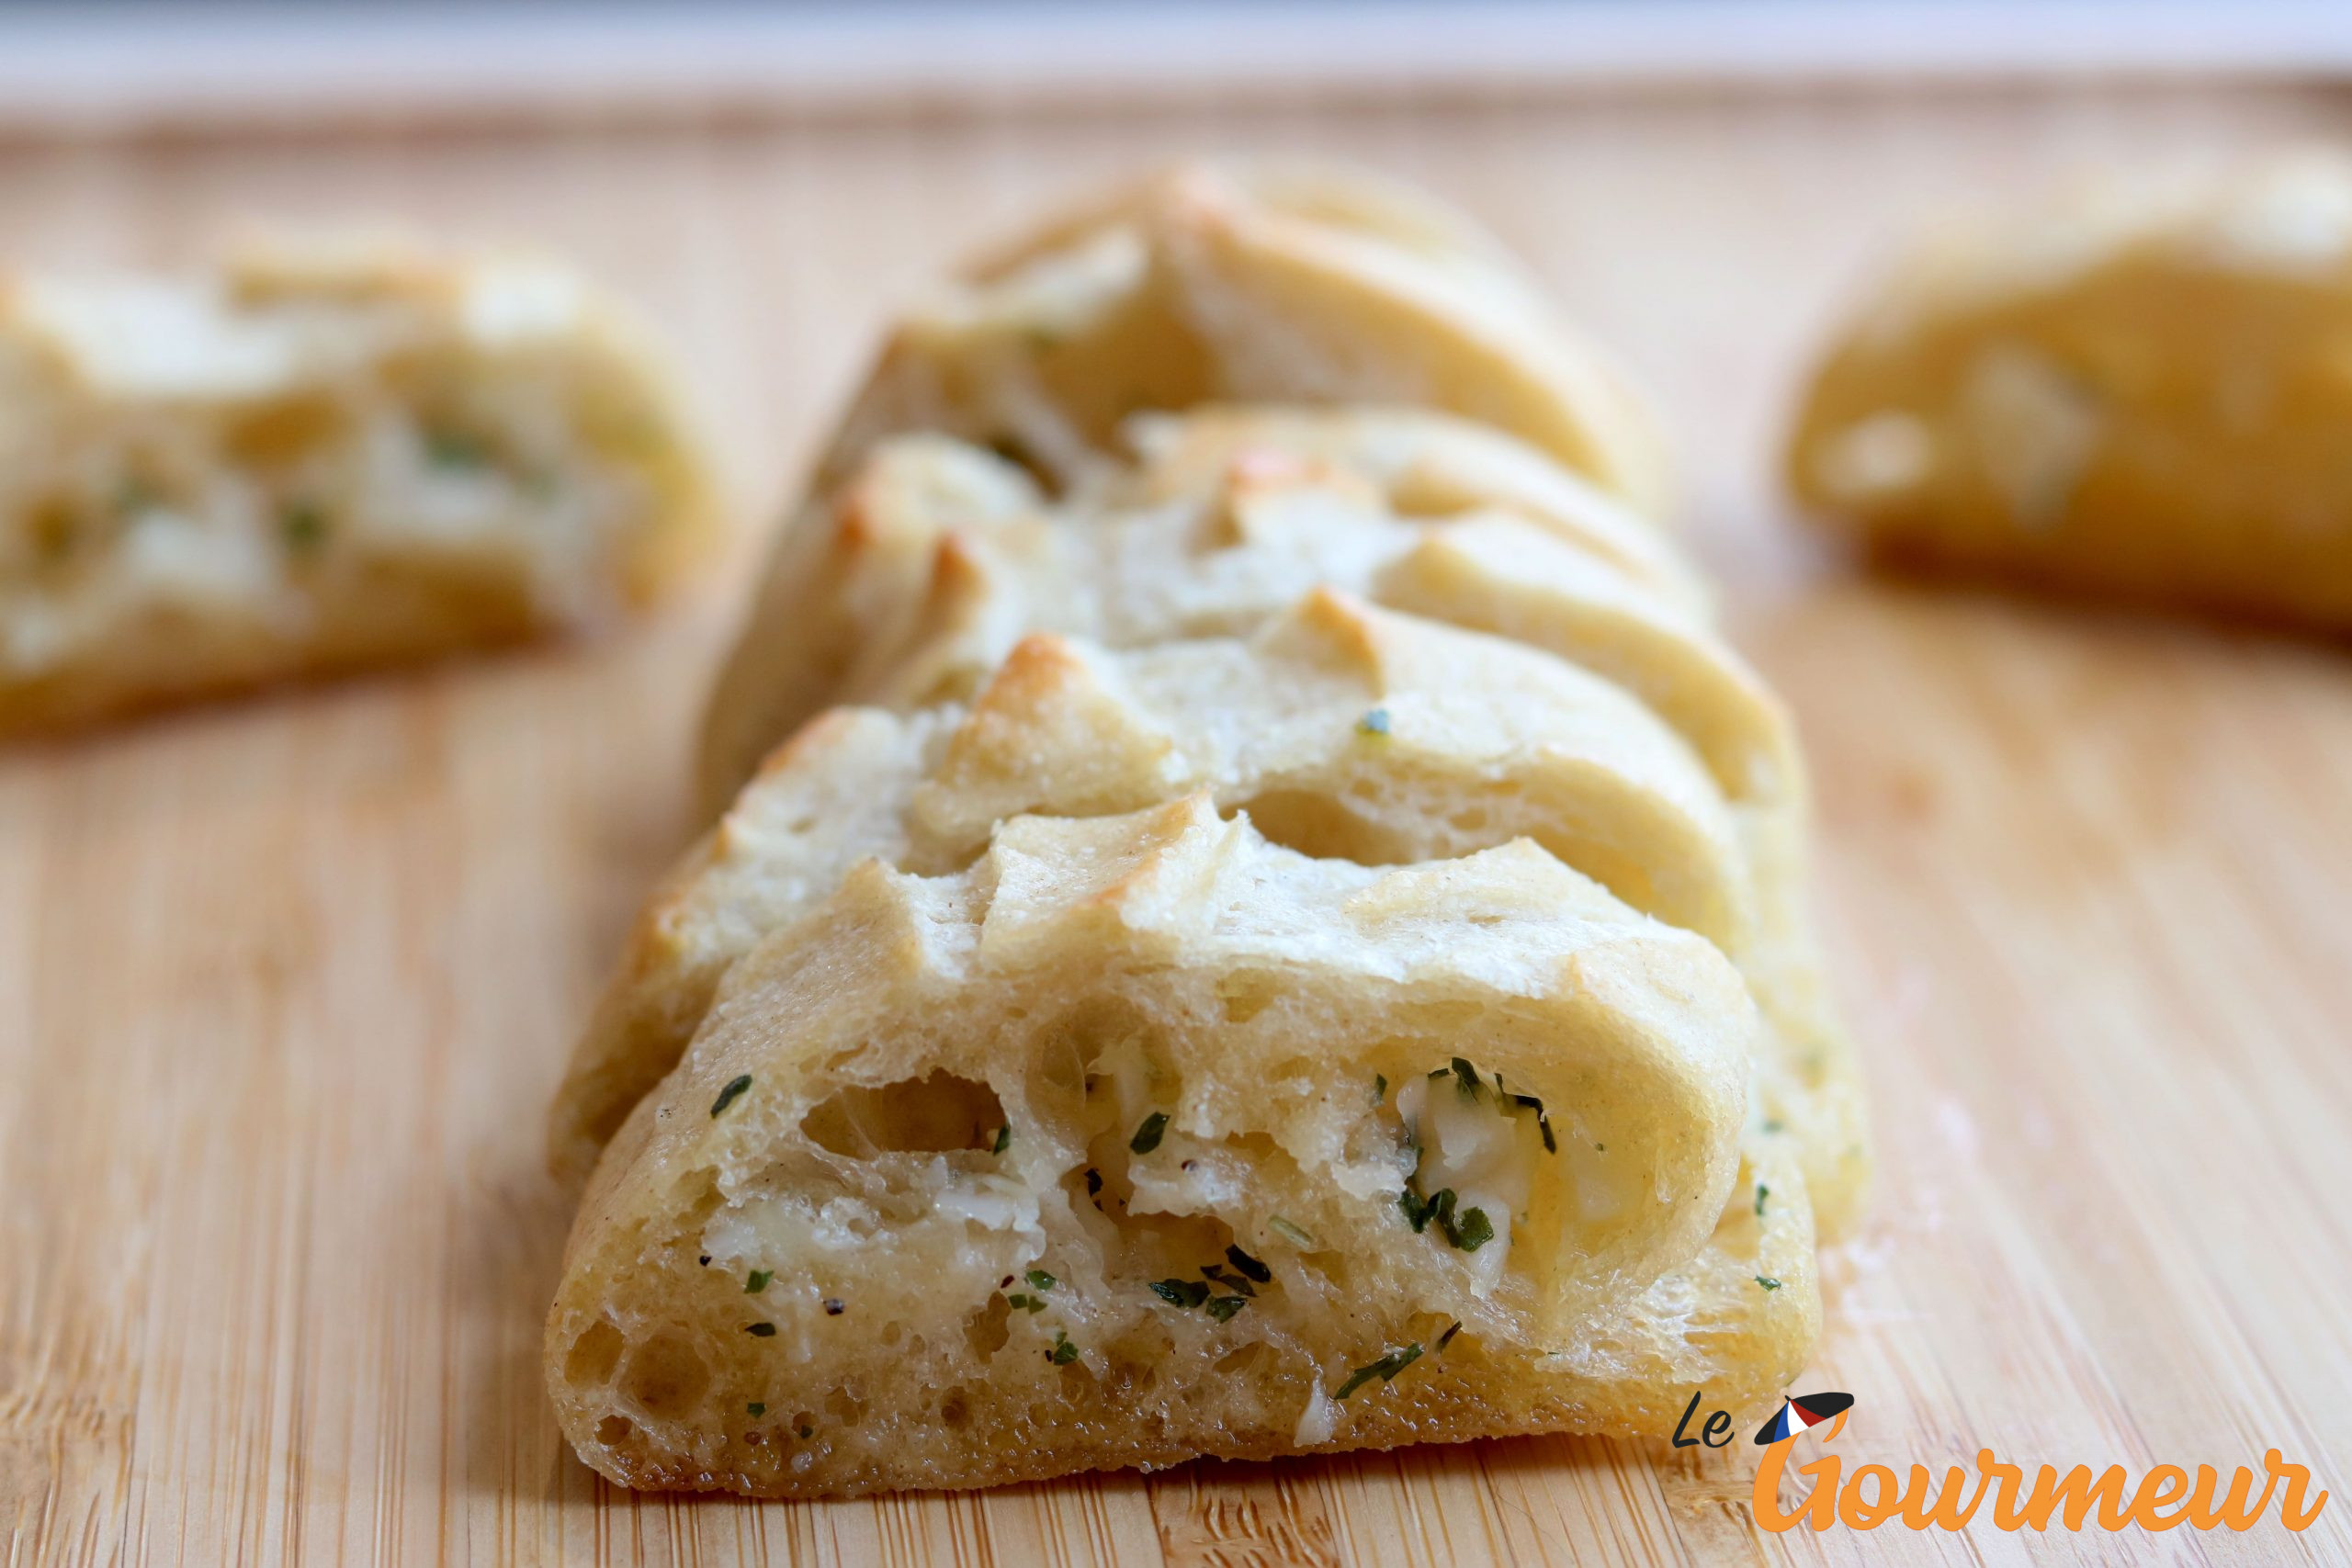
[1451,1205,1495,1252]
[1508,1090,1557,1153]
[745,1321,776,1337]
[992,1122,1012,1155]
[1436,1321,1462,1352]
[424,427,492,470]
[1149,1278,1210,1309]
[1049,1330,1080,1365]
[1335,1343,1424,1400]
[1224,1245,1272,1284]
[1357,707,1391,737]
[278,502,328,554]
[744,1269,773,1294]
[1374,1073,1387,1104]
[1756,1276,1782,1292]
[1755,1183,1769,1218]
[1761,1119,1785,1134]
[1129,1111,1169,1155]
[710,1074,752,1117]
[747,1402,766,1417]
[1451,1058,1480,1100]
[1201,1264,1255,1298]
[1025,1269,1056,1292]
[1005,1292,1046,1314]
[1204,1294,1248,1323]
[1401,1175,1496,1253]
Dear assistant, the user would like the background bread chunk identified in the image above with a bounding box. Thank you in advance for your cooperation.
[0,243,717,734]
[813,160,1668,508]
[1787,153,2352,629]
[546,798,1810,1497]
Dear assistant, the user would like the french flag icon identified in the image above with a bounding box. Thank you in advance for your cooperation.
[1753,1391,1855,1445]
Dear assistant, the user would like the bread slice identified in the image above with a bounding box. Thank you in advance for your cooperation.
[554,587,1767,1180]
[683,412,1865,1237]
[1788,152,2352,628]
[546,795,1816,1496]
[0,243,716,734]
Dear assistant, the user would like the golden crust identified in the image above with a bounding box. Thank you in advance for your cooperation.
[548,798,1810,1497]
[815,160,1668,507]
[0,243,718,736]
[1788,152,2352,628]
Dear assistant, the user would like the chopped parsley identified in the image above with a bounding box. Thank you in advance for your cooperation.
[279,502,328,553]
[745,1322,776,1337]
[424,427,492,470]
[1129,1111,1169,1155]
[1204,1294,1248,1323]
[1754,1183,1769,1217]
[1335,1343,1423,1400]
[1149,1279,1210,1309]
[1357,707,1392,737]
[709,1074,752,1117]
[1224,1245,1272,1284]
[1400,1178,1495,1252]
[747,1402,766,1417]
[1436,1321,1462,1352]
[1200,1264,1255,1298]
[1049,1330,1080,1365]
[1509,1090,1557,1152]
[992,1123,1012,1155]
[1005,1292,1046,1313]
[744,1269,773,1294]
[1374,1073,1387,1104]
[1025,1269,1056,1292]
[1268,1215,1317,1249]
[1756,1276,1782,1292]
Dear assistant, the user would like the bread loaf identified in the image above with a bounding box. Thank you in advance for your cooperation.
[547,163,1860,1496]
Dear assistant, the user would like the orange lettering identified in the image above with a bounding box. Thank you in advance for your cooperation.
[2267,1450,2330,1531]
[1838,1464,1900,1529]
[2188,1462,2275,1530]
[1750,1440,1839,1532]
[1981,1451,2030,1529]
[2018,1465,2132,1532]
[2132,1465,2188,1529]
[1898,1462,1988,1530]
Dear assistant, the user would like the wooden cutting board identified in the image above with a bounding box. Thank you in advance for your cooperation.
[6,80,2352,1566]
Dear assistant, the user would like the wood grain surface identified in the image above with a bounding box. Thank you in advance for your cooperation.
[6,80,2352,1566]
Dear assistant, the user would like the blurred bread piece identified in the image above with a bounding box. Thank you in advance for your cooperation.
[546,795,1816,1496]
[0,242,717,734]
[817,161,1666,506]
[1788,152,2352,628]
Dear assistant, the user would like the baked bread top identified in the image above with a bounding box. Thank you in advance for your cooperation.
[0,243,716,733]
[812,160,1668,511]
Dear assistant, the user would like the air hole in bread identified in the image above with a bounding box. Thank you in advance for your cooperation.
[800,1071,1008,1156]
[621,1331,711,1421]
[1229,791,1411,865]
[564,1318,626,1385]
[595,1415,634,1448]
